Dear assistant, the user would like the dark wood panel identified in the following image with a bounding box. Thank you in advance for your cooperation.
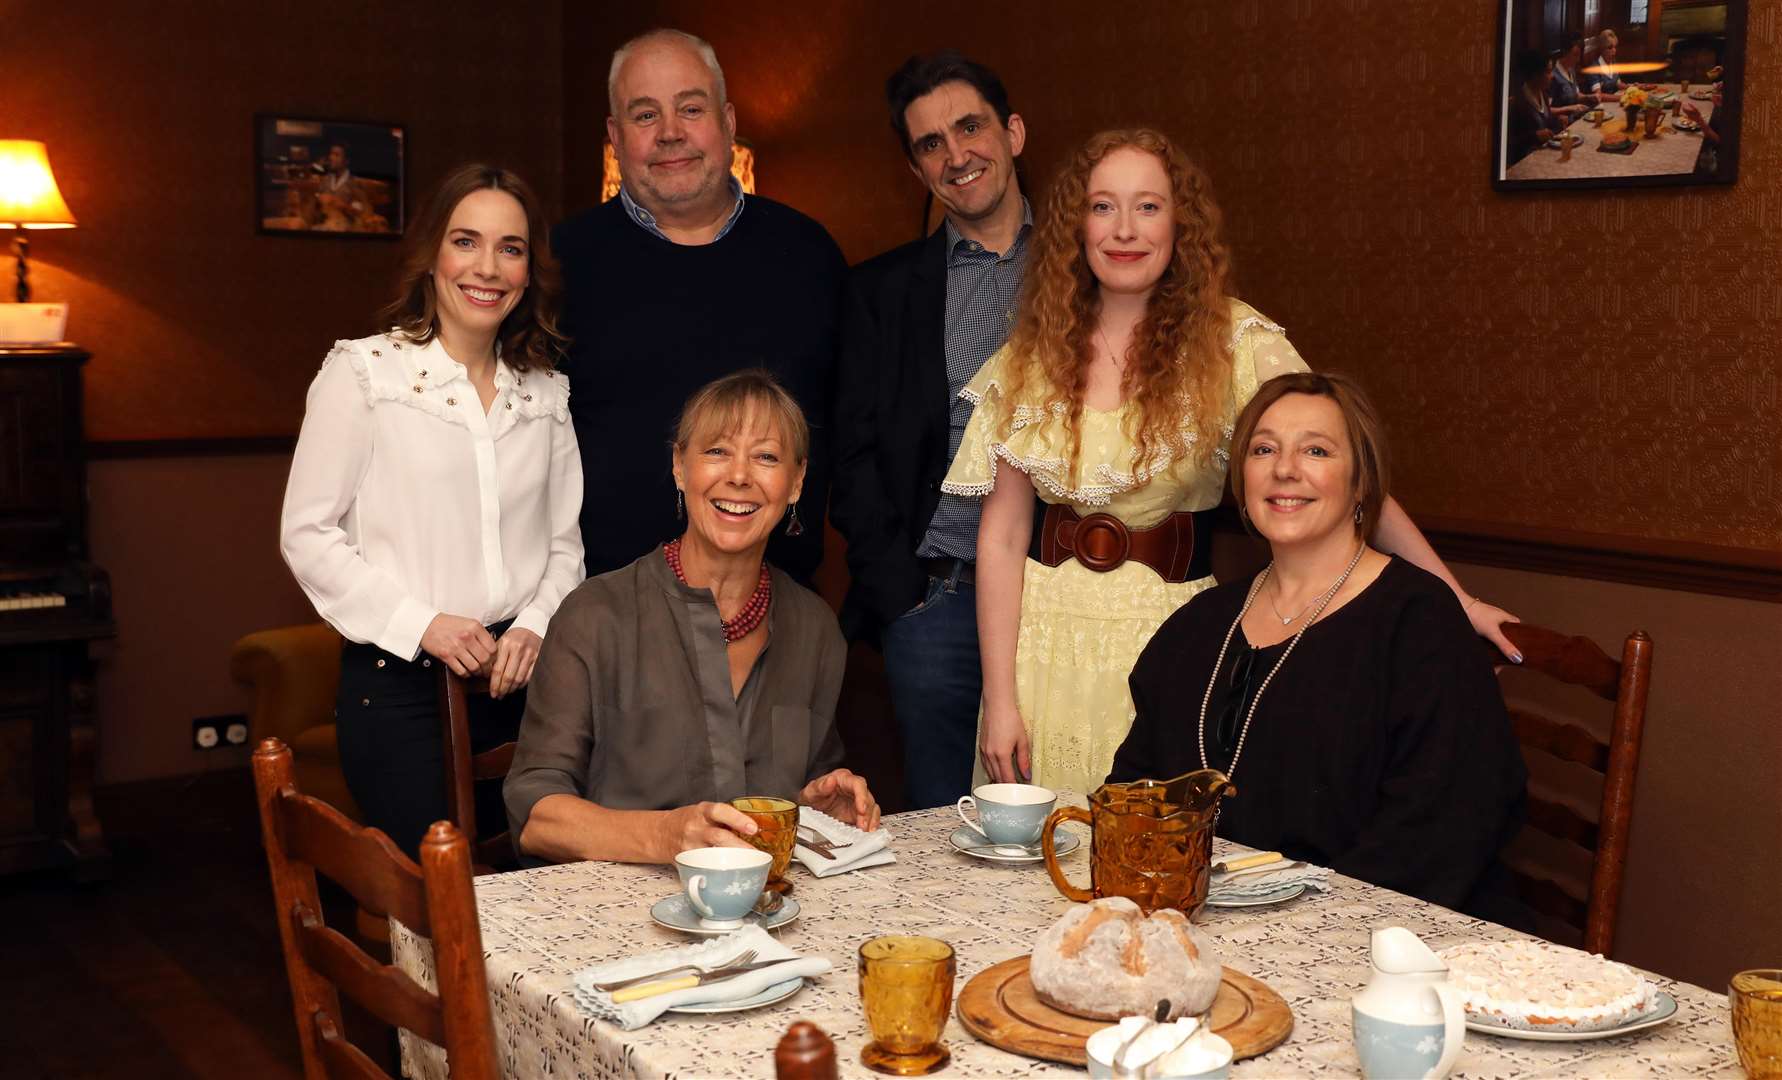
[87,435,298,460]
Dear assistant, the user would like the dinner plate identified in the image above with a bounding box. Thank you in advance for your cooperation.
[1204,882,1308,908]
[1675,118,1701,131]
[1690,90,1714,100]
[649,893,801,935]
[1464,990,1678,1041]
[948,825,1080,863]
[666,975,805,1015]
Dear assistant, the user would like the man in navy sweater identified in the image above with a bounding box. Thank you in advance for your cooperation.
[554,28,844,581]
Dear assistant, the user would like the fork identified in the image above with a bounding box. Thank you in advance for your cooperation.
[796,826,842,860]
[589,948,759,993]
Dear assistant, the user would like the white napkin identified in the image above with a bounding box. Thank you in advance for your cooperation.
[1208,849,1332,898]
[792,804,895,877]
[570,925,830,1030]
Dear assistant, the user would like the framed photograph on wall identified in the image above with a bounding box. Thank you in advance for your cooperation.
[256,115,405,237]
[1492,0,1746,190]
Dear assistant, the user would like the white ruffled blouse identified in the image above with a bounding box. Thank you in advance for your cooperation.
[280,332,585,660]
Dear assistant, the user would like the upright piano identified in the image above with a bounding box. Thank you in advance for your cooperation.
[0,344,113,879]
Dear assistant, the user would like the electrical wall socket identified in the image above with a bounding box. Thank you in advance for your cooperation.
[193,714,248,751]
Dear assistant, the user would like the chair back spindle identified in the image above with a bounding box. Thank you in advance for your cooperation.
[438,668,518,874]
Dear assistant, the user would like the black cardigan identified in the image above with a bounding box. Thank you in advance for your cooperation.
[1110,557,1528,925]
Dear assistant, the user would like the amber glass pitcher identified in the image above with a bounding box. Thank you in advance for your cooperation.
[1040,770,1234,917]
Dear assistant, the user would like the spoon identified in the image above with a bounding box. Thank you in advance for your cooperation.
[1111,999,1172,1079]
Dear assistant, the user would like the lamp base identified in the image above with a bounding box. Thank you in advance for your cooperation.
[0,301,69,344]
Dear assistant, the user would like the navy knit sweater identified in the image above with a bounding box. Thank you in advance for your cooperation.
[552,195,846,582]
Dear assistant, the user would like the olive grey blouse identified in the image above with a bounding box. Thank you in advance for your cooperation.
[504,547,847,840]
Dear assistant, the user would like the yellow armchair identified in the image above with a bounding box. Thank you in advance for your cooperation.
[229,623,360,820]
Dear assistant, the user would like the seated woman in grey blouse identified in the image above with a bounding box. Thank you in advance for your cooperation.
[504,370,879,864]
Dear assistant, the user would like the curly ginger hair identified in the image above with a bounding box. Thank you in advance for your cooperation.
[998,129,1234,484]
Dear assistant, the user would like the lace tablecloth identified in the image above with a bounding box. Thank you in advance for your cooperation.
[393,803,1739,1078]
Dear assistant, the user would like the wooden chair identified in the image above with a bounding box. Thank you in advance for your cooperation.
[1494,624,1652,956]
[253,738,498,1080]
[437,668,518,874]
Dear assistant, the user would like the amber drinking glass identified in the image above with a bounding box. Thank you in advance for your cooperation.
[858,935,954,1075]
[732,796,798,893]
[1731,970,1782,1079]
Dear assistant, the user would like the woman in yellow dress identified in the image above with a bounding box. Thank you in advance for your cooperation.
[942,129,1519,794]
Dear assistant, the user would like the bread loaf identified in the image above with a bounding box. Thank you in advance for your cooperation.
[1029,897,1223,1020]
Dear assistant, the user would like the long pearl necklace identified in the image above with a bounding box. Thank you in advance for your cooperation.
[1197,543,1367,786]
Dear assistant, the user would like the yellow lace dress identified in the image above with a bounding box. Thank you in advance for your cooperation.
[940,299,1311,796]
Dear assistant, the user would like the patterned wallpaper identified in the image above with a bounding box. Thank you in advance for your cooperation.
[567,0,1780,553]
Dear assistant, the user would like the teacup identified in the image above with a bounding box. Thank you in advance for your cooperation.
[674,846,771,930]
[956,783,1056,846]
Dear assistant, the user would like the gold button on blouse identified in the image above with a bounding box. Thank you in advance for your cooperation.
[413,385,423,393]
[447,397,457,406]
[375,658,385,668]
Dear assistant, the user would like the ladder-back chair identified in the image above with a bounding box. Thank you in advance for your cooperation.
[1495,624,1652,956]
[253,738,498,1079]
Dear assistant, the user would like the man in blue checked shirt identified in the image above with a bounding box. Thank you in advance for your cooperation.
[831,51,1032,809]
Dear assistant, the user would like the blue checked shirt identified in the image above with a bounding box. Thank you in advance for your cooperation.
[619,176,745,242]
[915,202,1033,562]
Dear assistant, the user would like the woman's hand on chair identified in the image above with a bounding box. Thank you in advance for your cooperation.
[421,614,496,677]
[980,701,1032,784]
[487,627,543,698]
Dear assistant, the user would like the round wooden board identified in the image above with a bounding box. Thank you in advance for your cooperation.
[955,955,1293,1067]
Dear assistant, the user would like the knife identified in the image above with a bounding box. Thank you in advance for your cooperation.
[609,958,793,1003]
[1211,850,1283,874]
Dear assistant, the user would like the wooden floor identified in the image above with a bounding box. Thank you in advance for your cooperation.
[0,770,327,1079]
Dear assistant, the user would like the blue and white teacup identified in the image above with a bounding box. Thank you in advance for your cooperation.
[674,846,771,930]
[956,783,1056,846]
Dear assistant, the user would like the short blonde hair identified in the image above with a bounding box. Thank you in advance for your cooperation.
[1229,372,1390,539]
[672,370,809,464]
[1597,28,1619,48]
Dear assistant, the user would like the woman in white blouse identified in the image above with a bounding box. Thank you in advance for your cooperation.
[281,164,584,855]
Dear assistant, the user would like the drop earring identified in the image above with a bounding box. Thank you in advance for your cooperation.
[785,503,804,537]
[676,489,685,521]
[1353,503,1364,525]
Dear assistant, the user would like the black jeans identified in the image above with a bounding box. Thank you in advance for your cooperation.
[334,627,523,859]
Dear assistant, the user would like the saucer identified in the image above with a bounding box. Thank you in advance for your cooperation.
[1204,882,1308,908]
[649,893,801,935]
[668,975,805,1015]
[1464,990,1678,1041]
[948,825,1079,863]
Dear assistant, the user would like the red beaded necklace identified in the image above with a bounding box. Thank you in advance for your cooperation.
[663,539,772,644]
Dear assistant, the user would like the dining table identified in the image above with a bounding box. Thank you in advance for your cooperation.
[1504,83,1719,182]
[391,801,1741,1078]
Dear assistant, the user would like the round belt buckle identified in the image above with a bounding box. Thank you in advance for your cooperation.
[1072,513,1131,572]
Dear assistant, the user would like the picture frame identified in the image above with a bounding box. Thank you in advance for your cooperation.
[1492,0,1745,191]
[256,115,405,237]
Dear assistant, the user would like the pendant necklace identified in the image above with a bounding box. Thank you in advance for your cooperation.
[1197,543,1366,787]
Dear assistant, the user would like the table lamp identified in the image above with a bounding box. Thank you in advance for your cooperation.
[0,139,78,343]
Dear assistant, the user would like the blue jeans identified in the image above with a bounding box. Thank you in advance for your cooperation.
[880,562,983,810]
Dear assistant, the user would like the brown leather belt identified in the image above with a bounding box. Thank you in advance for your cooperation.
[1028,503,1213,584]
[920,557,975,585]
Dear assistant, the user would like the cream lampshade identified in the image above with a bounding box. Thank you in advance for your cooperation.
[0,140,78,307]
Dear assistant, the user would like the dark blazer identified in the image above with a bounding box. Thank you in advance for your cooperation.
[830,227,952,642]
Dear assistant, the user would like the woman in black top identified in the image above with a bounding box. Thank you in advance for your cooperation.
[1108,372,1527,924]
